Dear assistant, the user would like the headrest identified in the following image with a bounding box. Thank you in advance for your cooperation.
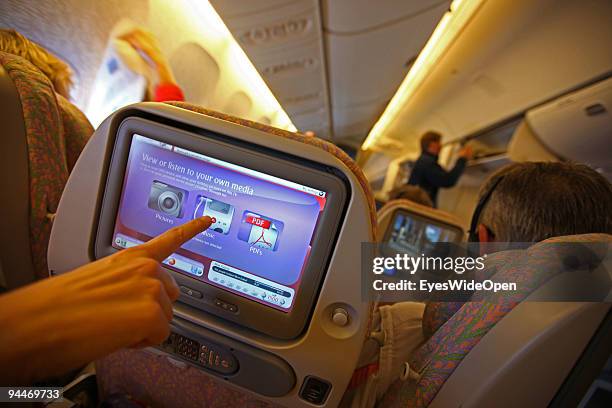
[0,52,92,168]
[422,233,612,338]
[0,52,33,290]
[541,233,611,269]
[0,52,91,281]
[383,233,612,407]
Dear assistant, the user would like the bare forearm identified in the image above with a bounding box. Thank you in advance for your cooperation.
[0,286,71,384]
[0,217,210,385]
[0,277,134,384]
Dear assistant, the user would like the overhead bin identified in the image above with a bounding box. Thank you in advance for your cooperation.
[513,77,612,171]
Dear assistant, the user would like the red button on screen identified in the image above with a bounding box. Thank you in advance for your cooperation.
[245,215,271,229]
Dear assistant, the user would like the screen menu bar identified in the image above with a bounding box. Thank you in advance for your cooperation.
[133,134,327,199]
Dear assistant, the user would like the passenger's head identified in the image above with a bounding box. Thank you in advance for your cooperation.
[474,161,612,243]
[420,131,442,155]
[388,185,433,207]
[0,29,73,98]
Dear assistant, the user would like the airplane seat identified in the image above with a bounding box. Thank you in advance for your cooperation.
[378,233,612,408]
[419,248,521,340]
[48,101,377,407]
[0,51,91,291]
[376,198,463,242]
[375,198,466,338]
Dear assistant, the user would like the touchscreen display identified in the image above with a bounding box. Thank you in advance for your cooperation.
[112,134,327,312]
[386,210,462,256]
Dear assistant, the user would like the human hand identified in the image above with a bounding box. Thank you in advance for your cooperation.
[0,216,212,384]
[118,27,176,85]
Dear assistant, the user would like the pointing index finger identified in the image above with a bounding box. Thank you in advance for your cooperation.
[139,216,213,262]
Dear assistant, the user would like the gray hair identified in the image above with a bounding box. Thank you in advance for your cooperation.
[479,162,612,242]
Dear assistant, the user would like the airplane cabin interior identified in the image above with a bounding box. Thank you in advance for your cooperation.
[0,0,610,407]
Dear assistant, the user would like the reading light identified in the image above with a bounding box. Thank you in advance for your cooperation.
[361,0,485,150]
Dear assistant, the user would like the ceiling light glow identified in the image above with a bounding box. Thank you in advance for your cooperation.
[361,0,485,150]
[188,0,297,131]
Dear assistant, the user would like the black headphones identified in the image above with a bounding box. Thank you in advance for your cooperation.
[467,175,505,243]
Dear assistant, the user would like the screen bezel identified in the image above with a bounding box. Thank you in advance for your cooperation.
[95,116,348,340]
[382,208,464,246]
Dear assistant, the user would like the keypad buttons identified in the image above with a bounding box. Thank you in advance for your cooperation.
[214,298,239,313]
[180,285,203,299]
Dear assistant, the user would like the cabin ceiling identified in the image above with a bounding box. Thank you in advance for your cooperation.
[376,0,612,157]
[209,0,450,144]
[3,0,607,151]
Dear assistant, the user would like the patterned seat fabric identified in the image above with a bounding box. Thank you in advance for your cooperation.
[0,52,92,281]
[96,101,377,408]
[379,233,612,407]
[421,249,519,339]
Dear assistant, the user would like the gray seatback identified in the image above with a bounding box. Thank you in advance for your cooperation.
[430,302,610,408]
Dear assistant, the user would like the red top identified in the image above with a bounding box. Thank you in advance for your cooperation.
[154,83,185,102]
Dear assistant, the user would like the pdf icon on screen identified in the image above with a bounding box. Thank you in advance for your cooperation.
[246,214,271,229]
[237,211,284,251]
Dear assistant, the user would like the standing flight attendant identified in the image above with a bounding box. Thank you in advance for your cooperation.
[116,27,185,102]
[408,131,473,207]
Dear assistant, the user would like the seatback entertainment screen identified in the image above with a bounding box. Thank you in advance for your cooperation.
[111,134,328,313]
[384,209,463,257]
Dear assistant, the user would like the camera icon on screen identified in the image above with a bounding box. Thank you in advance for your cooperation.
[148,180,188,218]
